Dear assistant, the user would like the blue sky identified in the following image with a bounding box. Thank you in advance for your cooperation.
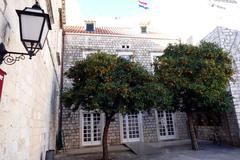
[75,0,148,18]
[66,0,240,43]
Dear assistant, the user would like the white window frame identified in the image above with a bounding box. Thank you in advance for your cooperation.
[150,52,164,63]
[80,110,105,146]
[150,52,163,73]
[118,52,134,62]
[119,112,144,143]
[155,110,176,141]
[82,50,98,59]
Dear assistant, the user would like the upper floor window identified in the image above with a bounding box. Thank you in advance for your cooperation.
[141,26,147,33]
[86,23,94,32]
[151,52,163,72]
[118,52,134,62]
[151,52,163,63]
[83,50,97,59]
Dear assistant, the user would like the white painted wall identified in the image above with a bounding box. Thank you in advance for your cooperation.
[0,0,62,160]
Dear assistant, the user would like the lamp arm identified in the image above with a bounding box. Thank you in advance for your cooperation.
[0,43,34,65]
[3,51,30,56]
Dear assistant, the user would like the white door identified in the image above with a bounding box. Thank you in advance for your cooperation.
[121,113,142,142]
[156,111,176,140]
[82,112,103,146]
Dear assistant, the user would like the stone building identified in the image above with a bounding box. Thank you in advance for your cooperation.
[0,0,63,160]
[62,22,190,149]
[201,26,240,146]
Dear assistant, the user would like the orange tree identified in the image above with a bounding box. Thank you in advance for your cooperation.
[154,42,234,150]
[62,52,172,160]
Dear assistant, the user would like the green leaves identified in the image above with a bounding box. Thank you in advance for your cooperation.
[154,42,234,112]
[62,52,171,115]
[62,41,233,116]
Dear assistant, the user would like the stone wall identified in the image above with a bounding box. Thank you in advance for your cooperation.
[62,108,122,149]
[0,0,63,160]
[203,26,240,146]
[175,112,189,139]
[108,114,121,144]
[196,126,231,143]
[62,32,189,149]
[62,108,189,149]
[62,26,240,149]
[62,108,80,149]
[195,113,233,145]
[63,33,179,76]
[143,110,158,142]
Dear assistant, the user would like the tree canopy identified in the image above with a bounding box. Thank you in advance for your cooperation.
[62,52,172,160]
[63,52,172,114]
[154,42,234,112]
[153,42,234,150]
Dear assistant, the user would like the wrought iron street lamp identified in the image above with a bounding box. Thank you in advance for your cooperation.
[0,1,51,65]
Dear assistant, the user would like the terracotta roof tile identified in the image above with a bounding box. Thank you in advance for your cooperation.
[63,26,180,41]
[64,26,128,35]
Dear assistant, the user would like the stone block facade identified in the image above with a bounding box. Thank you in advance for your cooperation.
[62,26,189,149]
[62,108,189,150]
[62,108,80,149]
[142,111,159,143]
[195,113,233,145]
[0,0,63,160]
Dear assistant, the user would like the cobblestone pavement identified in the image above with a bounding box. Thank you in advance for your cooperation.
[55,143,240,160]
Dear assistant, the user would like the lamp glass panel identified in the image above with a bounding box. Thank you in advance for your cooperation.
[21,14,44,41]
[24,41,31,48]
[40,19,49,48]
[23,41,41,50]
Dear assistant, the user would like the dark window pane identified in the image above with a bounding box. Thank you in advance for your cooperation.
[86,24,94,31]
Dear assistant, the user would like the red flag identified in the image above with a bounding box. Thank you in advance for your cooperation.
[138,0,149,9]
[0,68,6,101]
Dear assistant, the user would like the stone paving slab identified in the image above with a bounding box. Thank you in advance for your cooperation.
[147,139,191,148]
[55,142,240,160]
[124,142,159,155]
[56,145,129,158]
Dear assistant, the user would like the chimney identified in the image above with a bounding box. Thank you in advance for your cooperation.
[140,26,147,33]
[139,21,150,34]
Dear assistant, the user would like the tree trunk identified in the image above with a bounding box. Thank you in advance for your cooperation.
[102,115,112,160]
[187,111,199,150]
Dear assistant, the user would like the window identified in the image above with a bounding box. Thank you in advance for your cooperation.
[155,110,176,140]
[86,23,94,32]
[151,52,163,72]
[150,52,163,63]
[118,52,134,61]
[121,45,130,49]
[120,113,143,143]
[81,111,104,146]
[141,26,147,33]
[83,50,97,59]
